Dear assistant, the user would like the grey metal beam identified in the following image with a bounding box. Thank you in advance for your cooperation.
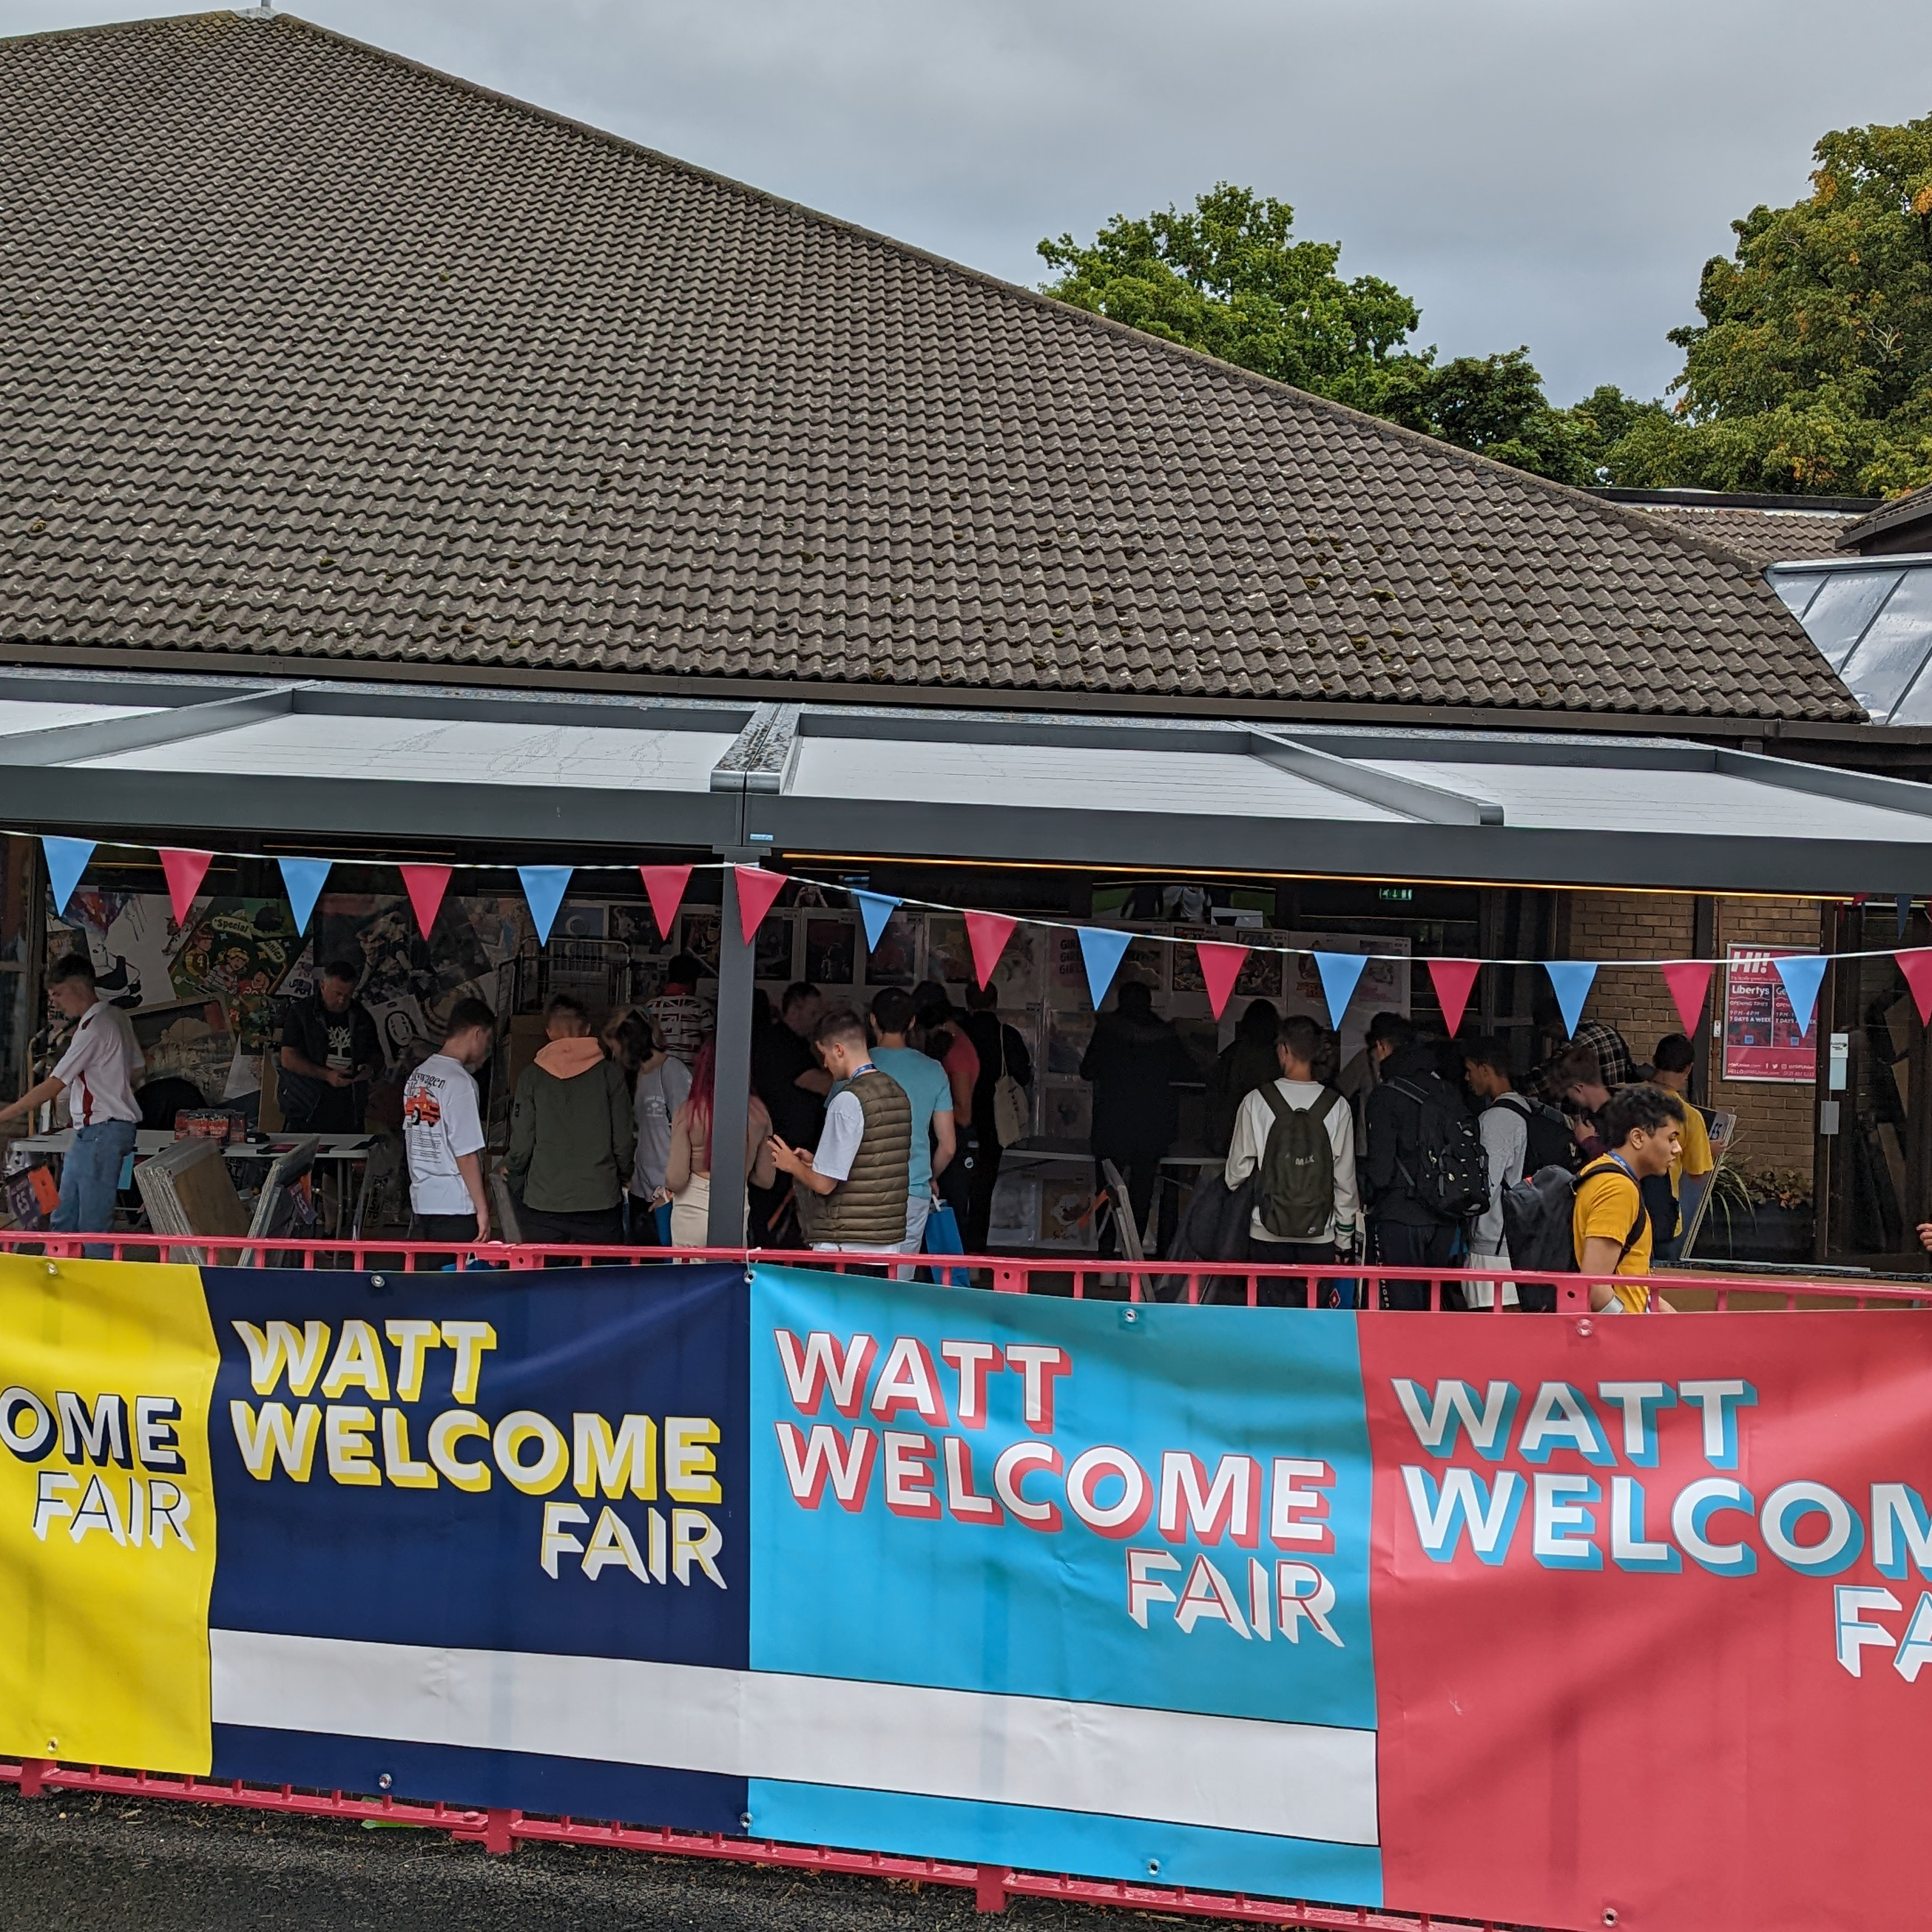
[1249,731,1503,825]
[1710,745,1932,822]
[0,683,304,766]
[706,846,762,1248]
[0,766,740,852]
[711,703,803,793]
[292,684,752,737]
[794,707,1249,757]
[743,791,1932,897]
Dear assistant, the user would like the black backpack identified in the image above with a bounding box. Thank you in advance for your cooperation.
[1257,1085,1342,1240]
[1388,1077,1489,1221]
[1496,1091,1577,1177]
[1502,1160,1648,1274]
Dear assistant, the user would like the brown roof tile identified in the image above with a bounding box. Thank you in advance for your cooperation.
[0,10,1861,722]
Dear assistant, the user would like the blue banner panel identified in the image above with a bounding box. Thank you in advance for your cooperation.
[200,1262,748,1830]
[746,1263,1381,1899]
[203,1263,747,1664]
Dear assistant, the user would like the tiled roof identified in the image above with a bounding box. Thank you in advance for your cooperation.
[1838,483,1932,553]
[0,12,1861,724]
[1624,504,1860,570]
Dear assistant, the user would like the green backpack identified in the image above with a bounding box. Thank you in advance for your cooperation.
[1257,1084,1342,1240]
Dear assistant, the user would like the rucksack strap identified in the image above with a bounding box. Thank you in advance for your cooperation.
[1260,1083,1340,1127]
[1579,1158,1649,1263]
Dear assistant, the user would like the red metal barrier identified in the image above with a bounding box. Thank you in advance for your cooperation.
[0,1227,1923,1311]
[1,1232,1922,1928]
[0,1756,1503,1927]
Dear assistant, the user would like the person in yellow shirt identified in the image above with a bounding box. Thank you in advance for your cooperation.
[1572,1084,1684,1313]
[1649,1033,1714,1198]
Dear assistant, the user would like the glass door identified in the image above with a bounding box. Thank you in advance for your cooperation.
[1821,906,1929,1266]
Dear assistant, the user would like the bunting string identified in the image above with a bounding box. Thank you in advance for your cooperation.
[25,833,1917,1036]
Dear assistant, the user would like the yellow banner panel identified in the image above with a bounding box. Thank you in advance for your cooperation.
[0,1254,218,1773]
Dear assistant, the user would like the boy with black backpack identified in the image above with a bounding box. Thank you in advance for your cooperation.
[1222,1015,1357,1306]
[1462,1036,1576,1308]
[1364,1019,1487,1308]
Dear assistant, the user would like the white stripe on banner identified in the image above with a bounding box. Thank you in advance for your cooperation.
[210,1629,1377,1845]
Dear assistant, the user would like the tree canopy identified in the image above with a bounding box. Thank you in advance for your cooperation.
[1038,184,1648,489]
[1607,114,1932,496]
[1041,132,1932,500]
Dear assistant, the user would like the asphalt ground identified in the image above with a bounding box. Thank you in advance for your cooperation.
[0,1787,1211,1932]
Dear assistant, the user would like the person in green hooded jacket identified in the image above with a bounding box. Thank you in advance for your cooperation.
[508,993,635,1247]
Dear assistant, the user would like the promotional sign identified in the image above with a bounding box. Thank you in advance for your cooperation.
[1722,943,1818,1082]
[4,1252,1931,1932]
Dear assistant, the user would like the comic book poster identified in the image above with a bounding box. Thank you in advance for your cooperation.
[862,910,921,987]
[802,918,854,987]
[294,894,530,1069]
[680,911,721,976]
[757,912,797,984]
[925,914,970,987]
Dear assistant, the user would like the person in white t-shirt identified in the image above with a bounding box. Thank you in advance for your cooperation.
[1223,1014,1357,1307]
[0,953,144,1254]
[401,998,496,1246]
[1462,1036,1530,1308]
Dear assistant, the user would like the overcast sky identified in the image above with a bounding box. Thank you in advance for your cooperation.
[7,0,1931,403]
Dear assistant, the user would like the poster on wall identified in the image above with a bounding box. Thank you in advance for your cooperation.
[1722,944,1817,1083]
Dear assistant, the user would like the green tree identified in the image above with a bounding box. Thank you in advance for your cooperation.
[1036,183,1422,406]
[1607,114,1932,496]
[1038,185,1615,487]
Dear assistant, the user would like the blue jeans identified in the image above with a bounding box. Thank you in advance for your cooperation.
[53,1118,138,1257]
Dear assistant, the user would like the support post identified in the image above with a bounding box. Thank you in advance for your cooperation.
[482,1807,516,1855]
[974,1863,1010,1914]
[708,851,758,1249]
[16,1758,53,1798]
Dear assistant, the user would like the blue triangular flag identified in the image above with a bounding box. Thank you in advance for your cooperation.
[1772,953,1828,1037]
[1078,927,1134,1008]
[41,836,95,915]
[519,865,573,946]
[1544,961,1598,1038]
[851,889,901,953]
[1312,952,1368,1027]
[277,857,332,934]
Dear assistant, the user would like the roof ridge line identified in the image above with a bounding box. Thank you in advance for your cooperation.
[33,7,1801,597]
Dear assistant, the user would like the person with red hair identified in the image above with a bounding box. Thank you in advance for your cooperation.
[666,1033,777,1246]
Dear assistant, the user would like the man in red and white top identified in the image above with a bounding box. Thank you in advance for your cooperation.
[0,953,143,1253]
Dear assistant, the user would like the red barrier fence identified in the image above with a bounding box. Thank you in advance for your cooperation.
[1,1233,1924,1928]
[1,1227,1925,1311]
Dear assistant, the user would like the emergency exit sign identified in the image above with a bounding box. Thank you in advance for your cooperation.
[1378,886,1413,902]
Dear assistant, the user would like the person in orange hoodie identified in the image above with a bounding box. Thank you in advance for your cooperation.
[507,993,636,1248]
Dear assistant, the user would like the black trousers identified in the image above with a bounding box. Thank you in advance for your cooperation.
[1373,1217,1461,1308]
[518,1202,625,1261]
[414,1211,479,1246]
[937,1127,979,1229]
[1244,1235,1338,1308]
[965,1134,1004,1254]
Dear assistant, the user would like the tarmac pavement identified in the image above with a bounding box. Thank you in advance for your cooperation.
[0,1787,1192,1932]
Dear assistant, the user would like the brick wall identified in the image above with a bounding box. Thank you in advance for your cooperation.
[1565,890,1821,1173]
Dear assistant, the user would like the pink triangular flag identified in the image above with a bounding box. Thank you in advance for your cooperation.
[1898,950,1932,1024]
[733,865,788,942]
[399,865,451,940]
[1660,960,1715,1036]
[1428,959,1482,1037]
[159,848,213,925]
[964,911,1018,987]
[1197,942,1249,1020]
[640,864,693,944]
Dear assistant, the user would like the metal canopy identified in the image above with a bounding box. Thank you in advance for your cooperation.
[1,666,1930,893]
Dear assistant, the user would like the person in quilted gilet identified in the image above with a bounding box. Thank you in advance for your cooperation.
[768,1008,913,1254]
